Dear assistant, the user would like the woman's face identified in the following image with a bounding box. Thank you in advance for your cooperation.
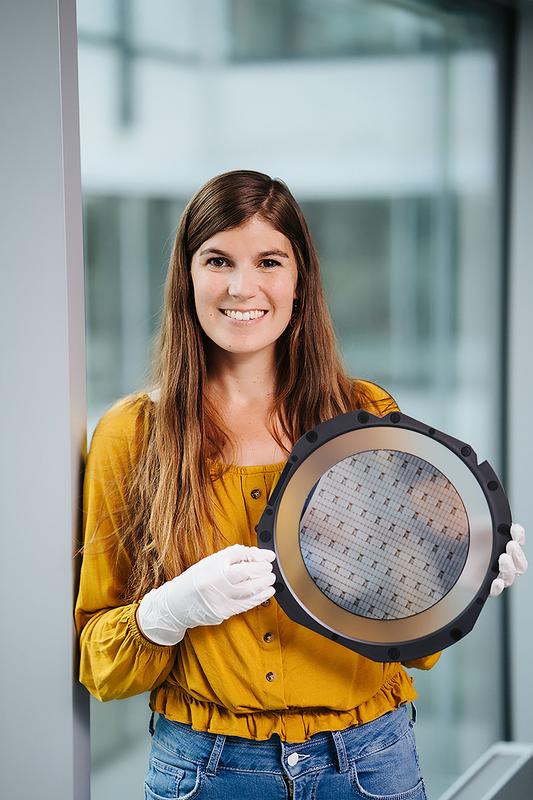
[190,215,299,357]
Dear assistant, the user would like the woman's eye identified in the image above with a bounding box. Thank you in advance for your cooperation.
[206,257,280,269]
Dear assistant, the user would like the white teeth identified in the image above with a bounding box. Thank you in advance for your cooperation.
[223,309,266,320]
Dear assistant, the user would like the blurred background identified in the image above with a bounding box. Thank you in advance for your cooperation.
[77,0,510,797]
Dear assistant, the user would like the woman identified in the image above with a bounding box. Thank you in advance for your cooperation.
[75,170,527,800]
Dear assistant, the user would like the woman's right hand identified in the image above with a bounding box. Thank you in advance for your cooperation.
[137,544,277,645]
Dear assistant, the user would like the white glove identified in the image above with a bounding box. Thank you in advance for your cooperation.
[490,522,528,597]
[137,543,277,645]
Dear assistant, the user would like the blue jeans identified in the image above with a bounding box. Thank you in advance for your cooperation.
[144,703,427,800]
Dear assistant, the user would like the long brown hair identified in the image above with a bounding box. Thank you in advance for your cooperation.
[112,170,391,601]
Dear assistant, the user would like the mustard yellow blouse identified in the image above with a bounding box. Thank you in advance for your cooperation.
[74,380,441,743]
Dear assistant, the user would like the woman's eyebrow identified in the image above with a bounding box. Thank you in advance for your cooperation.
[199,247,289,259]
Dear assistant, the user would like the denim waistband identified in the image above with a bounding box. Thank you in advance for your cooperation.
[149,702,415,779]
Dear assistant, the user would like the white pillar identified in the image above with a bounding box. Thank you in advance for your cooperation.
[0,1,90,798]
[509,7,533,744]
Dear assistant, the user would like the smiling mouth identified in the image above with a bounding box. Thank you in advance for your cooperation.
[219,309,269,321]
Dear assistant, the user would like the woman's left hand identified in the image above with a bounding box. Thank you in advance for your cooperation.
[490,523,528,596]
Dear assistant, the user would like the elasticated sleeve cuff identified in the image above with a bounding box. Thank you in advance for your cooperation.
[78,602,178,702]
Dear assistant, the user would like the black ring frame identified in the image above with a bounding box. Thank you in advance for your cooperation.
[255,410,512,663]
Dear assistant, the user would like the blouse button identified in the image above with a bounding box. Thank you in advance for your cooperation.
[261,599,271,607]
[251,488,262,499]
[266,671,277,681]
[263,632,273,643]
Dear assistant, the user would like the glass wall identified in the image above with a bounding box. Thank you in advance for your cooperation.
[77,1,511,797]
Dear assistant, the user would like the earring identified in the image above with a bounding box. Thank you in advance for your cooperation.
[289,298,301,327]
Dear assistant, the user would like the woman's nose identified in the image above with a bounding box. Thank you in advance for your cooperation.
[227,267,259,298]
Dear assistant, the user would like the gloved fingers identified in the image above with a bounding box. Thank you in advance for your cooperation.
[247,546,276,562]
[506,539,528,575]
[231,571,276,598]
[489,534,528,598]
[510,522,525,545]
[498,552,516,588]
[218,543,252,562]
[225,560,275,585]
[255,585,276,603]
[222,544,276,563]
[230,584,277,615]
